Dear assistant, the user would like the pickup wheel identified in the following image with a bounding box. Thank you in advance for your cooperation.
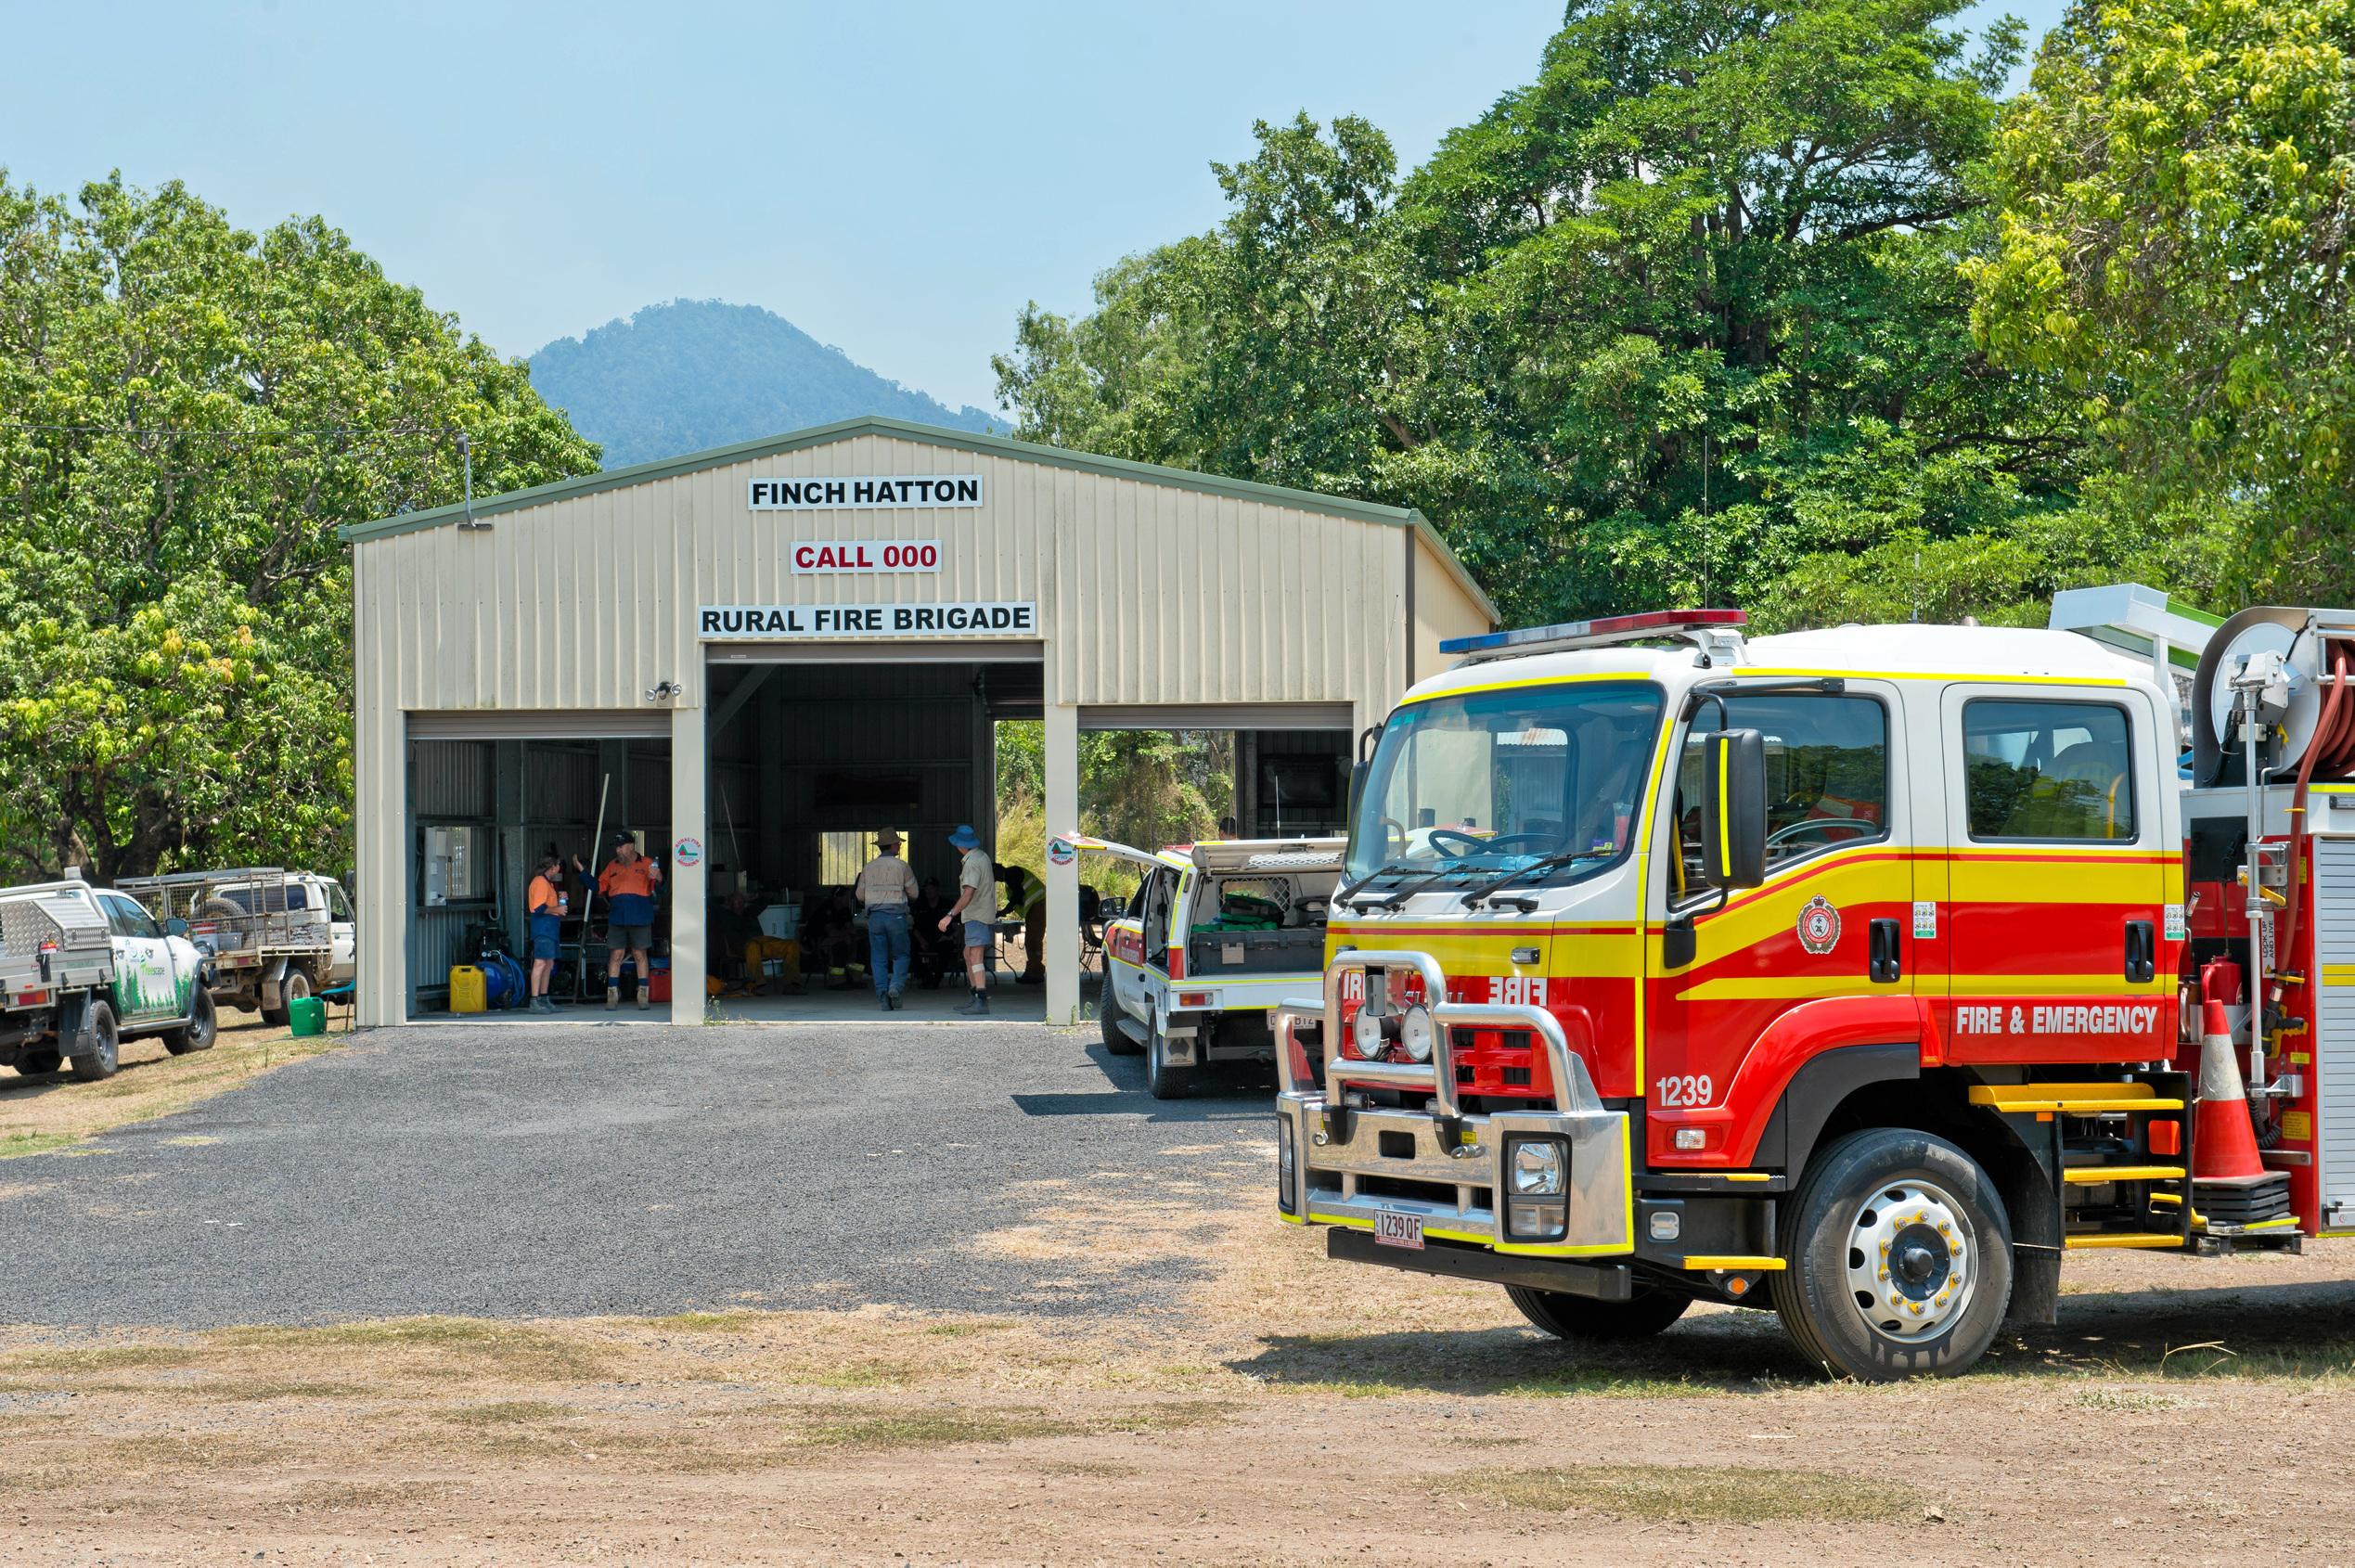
[162,989,218,1055]
[70,1002,120,1082]
[1507,1282,1691,1342]
[1770,1127,2013,1382]
[1100,996,1142,1057]
[15,1048,61,1078]
[261,967,312,1029]
[1144,1023,1192,1099]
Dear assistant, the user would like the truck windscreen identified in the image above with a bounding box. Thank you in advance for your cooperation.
[1345,680,1665,886]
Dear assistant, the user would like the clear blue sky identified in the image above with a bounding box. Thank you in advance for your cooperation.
[2,0,2060,416]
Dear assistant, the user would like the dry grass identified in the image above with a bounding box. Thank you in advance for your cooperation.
[0,1009,337,1161]
[1435,1462,1921,1523]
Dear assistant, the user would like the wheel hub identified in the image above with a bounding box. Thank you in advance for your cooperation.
[1845,1180,1975,1341]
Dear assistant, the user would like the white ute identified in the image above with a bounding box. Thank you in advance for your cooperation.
[1062,835,1344,1099]
[0,873,217,1080]
[119,868,356,1025]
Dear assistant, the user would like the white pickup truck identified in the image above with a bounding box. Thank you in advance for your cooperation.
[118,868,355,1025]
[0,874,217,1079]
[1062,835,1344,1099]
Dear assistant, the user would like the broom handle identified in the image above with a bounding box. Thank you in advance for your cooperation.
[576,772,611,995]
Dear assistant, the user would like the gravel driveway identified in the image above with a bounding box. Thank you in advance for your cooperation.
[0,1022,1271,1327]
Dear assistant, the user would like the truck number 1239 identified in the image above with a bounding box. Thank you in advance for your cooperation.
[1654,1073,1713,1108]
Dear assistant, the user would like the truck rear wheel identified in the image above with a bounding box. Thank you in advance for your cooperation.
[1508,1282,1690,1342]
[163,989,217,1055]
[1770,1127,2013,1381]
[1145,1024,1192,1099]
[1100,996,1141,1057]
[71,1002,120,1082]
[261,967,311,1029]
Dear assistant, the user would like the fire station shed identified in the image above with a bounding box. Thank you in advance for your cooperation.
[340,416,1496,1028]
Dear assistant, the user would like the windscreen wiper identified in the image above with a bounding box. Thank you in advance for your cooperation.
[1459,850,1598,910]
[1332,861,1420,909]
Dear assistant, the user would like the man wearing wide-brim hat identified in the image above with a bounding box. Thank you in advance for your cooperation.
[853,829,920,1010]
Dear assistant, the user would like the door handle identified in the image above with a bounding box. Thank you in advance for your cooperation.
[2124,919,2156,983]
[1869,918,1901,983]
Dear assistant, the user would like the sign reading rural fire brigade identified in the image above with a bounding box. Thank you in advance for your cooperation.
[749,476,982,510]
[698,602,1036,639]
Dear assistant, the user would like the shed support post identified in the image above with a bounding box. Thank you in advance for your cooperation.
[1045,681,1080,1028]
[669,700,707,1023]
[359,710,407,1026]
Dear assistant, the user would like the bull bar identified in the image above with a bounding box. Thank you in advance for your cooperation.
[1272,950,1631,1256]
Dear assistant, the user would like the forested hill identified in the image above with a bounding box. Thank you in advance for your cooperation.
[529,299,1003,468]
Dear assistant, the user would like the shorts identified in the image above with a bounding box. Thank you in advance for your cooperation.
[610,922,653,951]
[963,919,994,949]
[528,916,560,962]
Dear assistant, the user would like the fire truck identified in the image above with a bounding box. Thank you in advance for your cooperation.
[1274,591,2342,1379]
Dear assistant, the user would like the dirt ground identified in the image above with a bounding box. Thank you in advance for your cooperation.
[7,1129,2355,1565]
[0,1009,326,1159]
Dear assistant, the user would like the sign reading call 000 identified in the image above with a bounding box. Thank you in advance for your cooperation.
[748,475,982,510]
[699,603,1037,639]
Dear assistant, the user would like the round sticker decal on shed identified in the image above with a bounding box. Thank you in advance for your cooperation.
[675,837,703,868]
[1796,894,1841,955]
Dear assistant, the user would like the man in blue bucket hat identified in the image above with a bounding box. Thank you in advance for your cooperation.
[937,823,994,1015]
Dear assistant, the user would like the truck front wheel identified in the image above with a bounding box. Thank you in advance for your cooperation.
[70,1002,120,1083]
[1100,996,1141,1057]
[1771,1127,2013,1381]
[1508,1282,1690,1342]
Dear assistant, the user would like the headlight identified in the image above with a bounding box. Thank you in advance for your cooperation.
[1351,1006,1387,1060]
[1511,1138,1565,1196]
[1396,1004,1435,1063]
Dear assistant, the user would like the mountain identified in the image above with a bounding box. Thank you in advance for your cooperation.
[527,299,1004,469]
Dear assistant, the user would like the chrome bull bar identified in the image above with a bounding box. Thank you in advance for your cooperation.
[1271,949,1630,1254]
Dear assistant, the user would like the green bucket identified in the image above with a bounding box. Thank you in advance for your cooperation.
[288,996,327,1037]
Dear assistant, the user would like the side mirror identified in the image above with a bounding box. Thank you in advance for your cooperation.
[1697,727,1769,890]
[1346,759,1369,824]
[163,917,189,937]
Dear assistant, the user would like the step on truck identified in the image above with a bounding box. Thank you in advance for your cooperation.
[0,873,218,1080]
[1275,596,2349,1379]
[118,868,355,1026]
[1065,835,1344,1099]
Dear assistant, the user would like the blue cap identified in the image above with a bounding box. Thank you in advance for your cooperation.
[948,824,980,850]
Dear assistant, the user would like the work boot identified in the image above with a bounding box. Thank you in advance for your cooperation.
[957,991,989,1016]
[605,984,619,1010]
[637,983,651,1010]
[887,990,903,1010]
[878,993,892,1011]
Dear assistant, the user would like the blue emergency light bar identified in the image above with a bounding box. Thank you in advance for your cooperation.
[1440,608,1746,659]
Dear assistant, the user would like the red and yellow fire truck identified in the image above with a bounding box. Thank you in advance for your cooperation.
[1275,595,2347,1378]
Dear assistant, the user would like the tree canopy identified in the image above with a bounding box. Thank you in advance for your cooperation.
[997,0,2100,628]
[1969,0,2355,601]
[0,173,599,880]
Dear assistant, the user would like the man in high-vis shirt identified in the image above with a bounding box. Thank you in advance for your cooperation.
[597,832,663,1009]
[853,829,920,1010]
[524,853,569,1012]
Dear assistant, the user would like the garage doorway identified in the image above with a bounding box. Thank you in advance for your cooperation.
[701,647,1046,1022]
[405,719,673,1019]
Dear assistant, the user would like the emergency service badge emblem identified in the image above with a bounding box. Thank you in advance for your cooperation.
[1796,894,1842,955]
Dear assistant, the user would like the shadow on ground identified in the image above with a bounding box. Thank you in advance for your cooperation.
[1233,1279,2355,1394]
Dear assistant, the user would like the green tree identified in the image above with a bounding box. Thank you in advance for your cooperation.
[0,172,599,880]
[1967,0,2355,600]
[995,1,2114,631]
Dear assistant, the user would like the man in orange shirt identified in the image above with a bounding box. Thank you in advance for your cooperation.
[597,831,663,1009]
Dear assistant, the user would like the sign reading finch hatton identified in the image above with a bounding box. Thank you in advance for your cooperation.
[748,476,982,509]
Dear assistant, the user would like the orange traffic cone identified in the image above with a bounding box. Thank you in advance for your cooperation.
[2192,998,2266,1182]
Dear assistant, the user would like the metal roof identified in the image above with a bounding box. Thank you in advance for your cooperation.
[337,414,1499,623]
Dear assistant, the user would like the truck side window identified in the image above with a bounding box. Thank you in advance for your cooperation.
[1962,699,2136,841]
[1675,694,1889,890]
[104,894,160,940]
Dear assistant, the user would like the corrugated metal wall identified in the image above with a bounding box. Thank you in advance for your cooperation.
[353,429,1492,1023]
